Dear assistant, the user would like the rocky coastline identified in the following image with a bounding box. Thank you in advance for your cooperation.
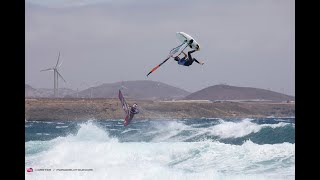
[25,98,295,121]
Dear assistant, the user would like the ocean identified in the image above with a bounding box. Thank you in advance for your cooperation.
[25,117,295,180]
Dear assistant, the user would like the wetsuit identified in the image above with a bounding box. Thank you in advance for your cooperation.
[130,107,139,114]
[174,50,201,66]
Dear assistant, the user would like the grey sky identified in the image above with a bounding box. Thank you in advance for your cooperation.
[25,0,295,95]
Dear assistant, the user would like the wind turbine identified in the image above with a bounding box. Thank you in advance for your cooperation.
[40,52,67,98]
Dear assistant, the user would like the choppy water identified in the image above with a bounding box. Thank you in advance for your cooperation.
[25,117,295,180]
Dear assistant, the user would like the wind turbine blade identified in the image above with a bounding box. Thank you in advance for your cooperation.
[56,70,66,83]
[58,59,63,68]
[40,68,54,72]
[55,51,61,68]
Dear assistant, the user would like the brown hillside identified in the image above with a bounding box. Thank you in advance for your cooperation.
[184,85,294,102]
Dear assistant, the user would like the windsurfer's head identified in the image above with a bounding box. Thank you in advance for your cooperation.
[133,103,138,108]
[174,56,179,61]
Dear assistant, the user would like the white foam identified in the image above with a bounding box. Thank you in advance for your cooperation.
[43,122,55,124]
[121,128,139,134]
[36,133,50,136]
[56,126,69,129]
[150,121,191,142]
[26,122,294,180]
[207,119,291,138]
[26,140,294,180]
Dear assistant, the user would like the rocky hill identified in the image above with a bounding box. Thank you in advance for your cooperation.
[25,84,76,98]
[26,83,295,102]
[25,84,36,97]
[72,80,190,100]
[184,84,294,102]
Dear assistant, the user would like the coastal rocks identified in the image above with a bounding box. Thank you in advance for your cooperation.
[25,98,295,121]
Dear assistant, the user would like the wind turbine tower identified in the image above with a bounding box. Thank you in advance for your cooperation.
[40,52,67,98]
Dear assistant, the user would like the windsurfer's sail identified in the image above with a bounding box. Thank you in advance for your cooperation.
[119,89,129,116]
[169,41,187,56]
[146,42,188,77]
[146,32,201,77]
[118,89,134,126]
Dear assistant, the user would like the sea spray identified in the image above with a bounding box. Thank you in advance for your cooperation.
[26,118,295,180]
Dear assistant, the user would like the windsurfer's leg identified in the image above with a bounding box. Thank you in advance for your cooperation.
[194,58,204,65]
[184,60,194,66]
[187,50,196,60]
[194,59,200,64]
[186,50,197,66]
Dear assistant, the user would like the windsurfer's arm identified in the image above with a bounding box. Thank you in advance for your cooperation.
[194,59,204,65]
[182,51,187,58]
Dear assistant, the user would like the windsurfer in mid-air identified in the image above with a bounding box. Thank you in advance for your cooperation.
[173,40,204,66]
[124,103,139,126]
[146,33,204,77]
[173,49,204,66]
[119,90,140,126]
[174,50,204,66]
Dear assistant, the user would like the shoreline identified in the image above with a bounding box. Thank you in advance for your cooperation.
[25,98,295,121]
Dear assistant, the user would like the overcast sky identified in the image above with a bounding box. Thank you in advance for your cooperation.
[25,0,295,95]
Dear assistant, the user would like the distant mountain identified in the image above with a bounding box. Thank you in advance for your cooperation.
[25,84,36,97]
[25,84,76,98]
[184,84,295,102]
[73,80,190,100]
